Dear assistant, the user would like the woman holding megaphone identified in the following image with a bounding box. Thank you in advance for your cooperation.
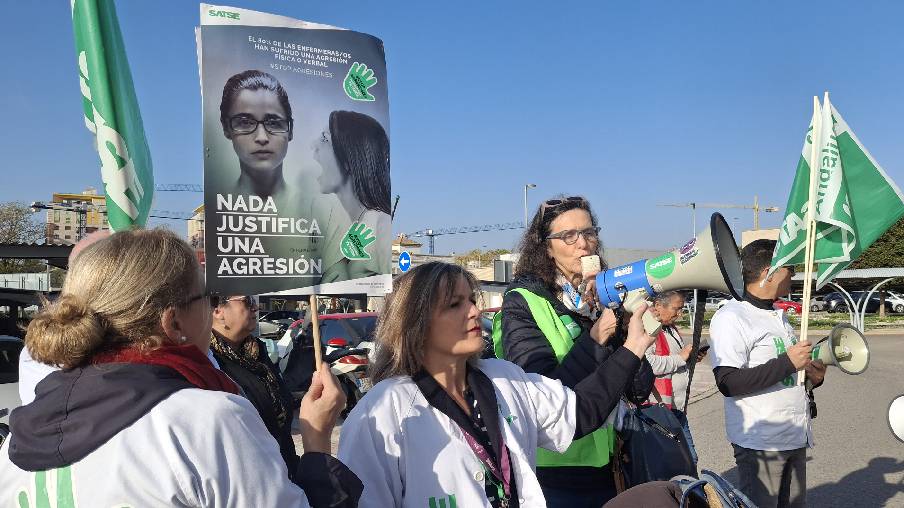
[492,196,654,507]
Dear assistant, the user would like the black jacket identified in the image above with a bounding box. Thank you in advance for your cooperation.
[500,274,655,491]
[212,339,300,482]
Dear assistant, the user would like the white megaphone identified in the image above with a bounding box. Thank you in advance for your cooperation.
[888,395,904,443]
[595,213,744,335]
[811,323,870,375]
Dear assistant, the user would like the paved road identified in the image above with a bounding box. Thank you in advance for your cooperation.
[687,333,904,507]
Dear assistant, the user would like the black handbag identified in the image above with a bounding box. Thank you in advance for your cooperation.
[615,388,697,490]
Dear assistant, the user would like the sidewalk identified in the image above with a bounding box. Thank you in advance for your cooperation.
[687,358,718,405]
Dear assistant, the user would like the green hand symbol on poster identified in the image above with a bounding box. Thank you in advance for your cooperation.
[341,223,377,260]
[343,62,378,101]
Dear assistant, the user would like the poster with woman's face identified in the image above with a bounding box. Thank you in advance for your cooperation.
[199,4,392,296]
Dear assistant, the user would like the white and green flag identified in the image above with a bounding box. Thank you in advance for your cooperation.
[72,0,153,231]
[771,95,904,288]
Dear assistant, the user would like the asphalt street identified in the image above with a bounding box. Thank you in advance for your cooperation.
[687,333,904,507]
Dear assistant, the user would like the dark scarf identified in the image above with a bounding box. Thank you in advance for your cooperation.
[209,331,289,429]
[93,344,239,394]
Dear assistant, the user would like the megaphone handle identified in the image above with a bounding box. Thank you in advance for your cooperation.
[642,311,663,337]
[621,290,662,337]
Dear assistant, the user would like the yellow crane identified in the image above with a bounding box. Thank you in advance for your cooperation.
[658,196,781,231]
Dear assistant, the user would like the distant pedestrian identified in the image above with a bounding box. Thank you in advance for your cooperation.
[644,290,704,464]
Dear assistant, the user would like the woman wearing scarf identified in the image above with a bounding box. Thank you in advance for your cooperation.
[0,229,360,507]
[338,262,658,507]
[493,196,654,507]
[209,294,299,479]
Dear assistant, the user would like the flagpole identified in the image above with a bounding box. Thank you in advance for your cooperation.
[797,94,824,385]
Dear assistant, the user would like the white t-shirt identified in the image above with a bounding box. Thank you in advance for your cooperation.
[709,300,812,451]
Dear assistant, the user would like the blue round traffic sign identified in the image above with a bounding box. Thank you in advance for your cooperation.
[398,251,412,272]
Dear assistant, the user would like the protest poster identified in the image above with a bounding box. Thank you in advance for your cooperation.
[198,4,392,296]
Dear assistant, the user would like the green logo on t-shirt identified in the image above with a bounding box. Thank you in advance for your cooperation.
[428,494,457,508]
[772,336,797,386]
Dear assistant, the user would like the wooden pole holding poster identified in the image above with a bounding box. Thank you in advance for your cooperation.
[310,294,323,369]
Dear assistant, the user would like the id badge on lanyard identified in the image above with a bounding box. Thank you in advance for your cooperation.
[460,428,512,506]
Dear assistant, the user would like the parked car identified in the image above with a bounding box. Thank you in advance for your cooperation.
[277,313,378,419]
[827,292,892,314]
[885,291,904,313]
[258,310,303,338]
[0,335,23,444]
[773,299,802,315]
[809,295,829,312]
[704,294,731,311]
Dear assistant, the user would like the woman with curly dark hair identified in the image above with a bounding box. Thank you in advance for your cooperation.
[492,195,654,507]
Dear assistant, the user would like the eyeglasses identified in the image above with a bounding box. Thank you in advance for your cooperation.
[546,226,601,245]
[538,196,588,224]
[224,295,258,310]
[228,114,292,135]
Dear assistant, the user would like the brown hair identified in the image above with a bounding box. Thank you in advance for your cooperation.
[513,194,604,294]
[26,228,202,369]
[369,262,480,384]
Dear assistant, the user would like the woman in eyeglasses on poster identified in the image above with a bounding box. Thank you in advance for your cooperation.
[493,195,654,507]
[219,70,294,201]
[209,295,301,482]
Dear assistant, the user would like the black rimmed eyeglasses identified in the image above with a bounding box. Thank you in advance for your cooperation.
[228,114,292,135]
[546,226,601,245]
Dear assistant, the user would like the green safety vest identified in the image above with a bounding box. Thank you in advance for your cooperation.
[492,288,615,468]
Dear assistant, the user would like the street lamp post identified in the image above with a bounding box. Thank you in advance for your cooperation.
[523,184,537,227]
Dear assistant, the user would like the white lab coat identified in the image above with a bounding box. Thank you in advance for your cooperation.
[0,389,311,507]
[338,359,577,508]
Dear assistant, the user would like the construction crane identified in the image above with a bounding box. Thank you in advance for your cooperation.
[31,202,200,222]
[658,196,780,231]
[155,183,202,192]
[406,222,525,254]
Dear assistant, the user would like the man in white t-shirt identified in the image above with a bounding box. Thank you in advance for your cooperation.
[709,239,826,508]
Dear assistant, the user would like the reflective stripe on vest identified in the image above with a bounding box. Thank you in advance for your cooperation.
[492,287,615,468]
[652,330,675,409]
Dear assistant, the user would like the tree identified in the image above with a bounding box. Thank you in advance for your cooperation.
[454,248,511,267]
[850,216,904,269]
[0,201,46,273]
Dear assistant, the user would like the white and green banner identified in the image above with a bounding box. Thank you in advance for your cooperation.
[771,95,904,288]
[71,0,154,231]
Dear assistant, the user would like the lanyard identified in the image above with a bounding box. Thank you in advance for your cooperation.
[459,426,512,501]
[562,281,582,309]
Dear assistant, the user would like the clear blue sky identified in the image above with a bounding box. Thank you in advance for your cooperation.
[3,1,903,255]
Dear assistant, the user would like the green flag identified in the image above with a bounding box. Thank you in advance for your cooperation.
[72,0,153,231]
[772,96,904,288]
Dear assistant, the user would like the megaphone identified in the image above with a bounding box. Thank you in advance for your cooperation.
[595,213,744,334]
[888,395,904,443]
[811,323,870,375]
